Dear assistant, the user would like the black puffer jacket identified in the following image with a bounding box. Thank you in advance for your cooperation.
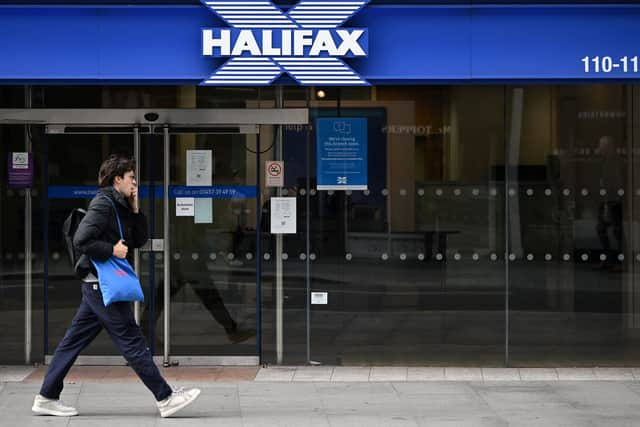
[73,187,148,278]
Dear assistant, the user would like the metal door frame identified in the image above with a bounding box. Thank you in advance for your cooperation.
[0,108,307,126]
[2,108,309,366]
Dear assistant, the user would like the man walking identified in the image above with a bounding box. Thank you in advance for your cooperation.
[32,155,200,418]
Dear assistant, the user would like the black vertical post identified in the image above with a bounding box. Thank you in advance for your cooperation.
[256,133,262,363]
[43,132,49,355]
[306,99,311,364]
[148,133,157,354]
[504,87,510,367]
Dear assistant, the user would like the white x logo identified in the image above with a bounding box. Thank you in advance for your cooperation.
[200,0,370,86]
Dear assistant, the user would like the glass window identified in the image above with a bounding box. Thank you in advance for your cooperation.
[271,86,507,365]
[0,120,45,363]
[509,84,639,366]
[2,83,640,367]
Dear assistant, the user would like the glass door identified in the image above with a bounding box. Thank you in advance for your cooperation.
[147,127,260,364]
[45,125,262,364]
[45,128,135,359]
[2,105,308,365]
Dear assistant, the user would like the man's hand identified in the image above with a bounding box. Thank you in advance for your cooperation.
[129,188,139,213]
[113,240,128,259]
[129,187,140,213]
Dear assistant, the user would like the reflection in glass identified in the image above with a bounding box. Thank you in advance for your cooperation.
[148,133,257,356]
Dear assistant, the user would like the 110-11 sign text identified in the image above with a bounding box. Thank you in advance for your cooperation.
[582,56,639,73]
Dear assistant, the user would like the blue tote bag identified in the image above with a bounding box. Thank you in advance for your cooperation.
[90,197,144,306]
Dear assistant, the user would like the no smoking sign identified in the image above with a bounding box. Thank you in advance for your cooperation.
[265,160,284,187]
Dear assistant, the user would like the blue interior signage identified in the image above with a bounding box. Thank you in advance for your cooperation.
[316,117,368,190]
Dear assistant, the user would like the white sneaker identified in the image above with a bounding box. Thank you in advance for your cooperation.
[32,394,78,417]
[156,387,201,418]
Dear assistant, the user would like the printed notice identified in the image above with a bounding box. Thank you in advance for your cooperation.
[317,118,368,190]
[176,198,195,216]
[270,197,296,234]
[12,152,28,169]
[311,292,328,305]
[187,150,212,186]
[194,199,213,223]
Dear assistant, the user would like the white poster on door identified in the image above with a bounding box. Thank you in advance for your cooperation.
[270,197,296,234]
[186,150,213,223]
[176,198,195,216]
[194,199,213,223]
[186,150,212,186]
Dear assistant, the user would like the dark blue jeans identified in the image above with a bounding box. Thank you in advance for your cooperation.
[40,283,172,401]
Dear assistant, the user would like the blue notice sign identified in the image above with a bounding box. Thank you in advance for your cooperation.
[317,118,368,191]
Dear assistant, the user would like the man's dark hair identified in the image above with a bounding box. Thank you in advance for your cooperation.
[98,155,136,187]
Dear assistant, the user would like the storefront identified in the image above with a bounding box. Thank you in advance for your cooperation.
[1,1,639,367]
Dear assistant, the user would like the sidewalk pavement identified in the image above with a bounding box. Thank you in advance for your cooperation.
[2,366,640,426]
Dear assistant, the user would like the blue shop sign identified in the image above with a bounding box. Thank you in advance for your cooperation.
[317,117,367,191]
[200,0,370,86]
[0,4,639,83]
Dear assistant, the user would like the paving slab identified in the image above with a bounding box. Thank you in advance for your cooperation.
[407,367,445,381]
[444,367,483,381]
[318,382,401,411]
[369,367,407,382]
[292,366,334,382]
[330,367,371,382]
[414,414,508,427]
[631,368,640,380]
[482,368,521,381]
[556,368,597,381]
[0,366,36,382]
[594,368,634,381]
[473,382,576,413]
[518,368,559,381]
[254,366,296,382]
[4,415,72,427]
[553,382,640,418]
[328,414,418,427]
[392,382,476,397]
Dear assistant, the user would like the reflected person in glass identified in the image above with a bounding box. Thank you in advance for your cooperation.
[595,136,624,271]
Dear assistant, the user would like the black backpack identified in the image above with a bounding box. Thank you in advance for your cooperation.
[62,208,86,269]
